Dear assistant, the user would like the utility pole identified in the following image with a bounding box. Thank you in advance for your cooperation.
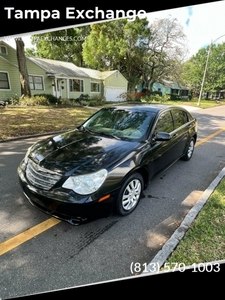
[197,34,225,106]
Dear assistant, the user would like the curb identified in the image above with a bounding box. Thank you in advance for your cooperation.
[0,130,67,143]
[142,166,225,274]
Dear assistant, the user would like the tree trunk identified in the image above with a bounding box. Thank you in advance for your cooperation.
[15,38,31,98]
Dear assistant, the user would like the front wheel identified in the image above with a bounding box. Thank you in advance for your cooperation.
[116,172,143,216]
[181,137,195,161]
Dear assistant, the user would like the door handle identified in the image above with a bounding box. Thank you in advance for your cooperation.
[172,133,178,138]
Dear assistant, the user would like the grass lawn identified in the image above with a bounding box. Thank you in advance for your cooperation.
[0,106,97,140]
[163,176,225,267]
[165,98,225,109]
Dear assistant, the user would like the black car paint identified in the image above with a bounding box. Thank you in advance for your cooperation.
[18,104,197,225]
[28,130,140,174]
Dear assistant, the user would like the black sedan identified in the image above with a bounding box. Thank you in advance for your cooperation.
[18,104,198,225]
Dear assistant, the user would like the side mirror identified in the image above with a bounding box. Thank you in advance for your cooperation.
[154,132,171,141]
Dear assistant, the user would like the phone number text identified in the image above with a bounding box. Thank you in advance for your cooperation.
[130,262,220,274]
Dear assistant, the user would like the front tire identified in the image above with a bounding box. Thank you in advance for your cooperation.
[181,137,195,161]
[116,172,143,216]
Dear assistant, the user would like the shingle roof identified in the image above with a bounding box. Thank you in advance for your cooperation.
[25,56,127,82]
[28,57,89,78]
[78,67,117,80]
[162,79,188,90]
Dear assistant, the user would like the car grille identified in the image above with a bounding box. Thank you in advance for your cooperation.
[26,159,61,190]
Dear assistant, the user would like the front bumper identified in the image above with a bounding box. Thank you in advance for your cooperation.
[18,165,115,225]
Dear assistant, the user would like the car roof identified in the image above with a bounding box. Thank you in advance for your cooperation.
[109,103,188,114]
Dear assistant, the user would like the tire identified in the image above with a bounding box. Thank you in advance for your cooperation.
[181,137,195,161]
[116,172,144,216]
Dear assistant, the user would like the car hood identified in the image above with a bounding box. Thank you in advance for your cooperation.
[28,129,140,175]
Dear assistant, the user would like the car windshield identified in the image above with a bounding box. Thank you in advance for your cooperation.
[82,107,155,141]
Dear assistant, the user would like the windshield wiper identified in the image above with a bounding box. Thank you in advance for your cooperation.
[97,131,121,140]
[79,126,120,139]
[79,126,95,134]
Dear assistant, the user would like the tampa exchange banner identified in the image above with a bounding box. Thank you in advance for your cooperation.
[0,1,211,37]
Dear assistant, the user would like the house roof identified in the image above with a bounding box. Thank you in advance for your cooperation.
[161,79,180,89]
[28,57,124,81]
[77,68,119,80]
[78,67,102,79]
[161,79,188,90]
[28,57,90,78]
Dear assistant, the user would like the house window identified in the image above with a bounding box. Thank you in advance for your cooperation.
[29,75,44,90]
[0,46,7,55]
[180,90,189,97]
[91,82,100,92]
[171,88,179,95]
[0,72,10,89]
[69,79,84,92]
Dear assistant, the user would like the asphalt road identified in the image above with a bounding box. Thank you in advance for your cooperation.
[1,105,225,299]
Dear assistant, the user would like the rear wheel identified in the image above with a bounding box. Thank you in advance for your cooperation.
[181,137,195,161]
[116,172,143,216]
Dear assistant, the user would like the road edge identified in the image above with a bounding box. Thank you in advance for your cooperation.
[142,166,225,274]
[0,131,66,143]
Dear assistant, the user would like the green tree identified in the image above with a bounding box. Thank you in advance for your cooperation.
[182,43,225,97]
[82,18,150,91]
[25,47,36,57]
[140,18,188,92]
[27,26,91,66]
[205,43,225,92]
[83,17,187,92]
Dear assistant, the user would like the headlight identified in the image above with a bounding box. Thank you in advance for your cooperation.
[20,146,32,171]
[62,169,108,195]
[24,146,31,164]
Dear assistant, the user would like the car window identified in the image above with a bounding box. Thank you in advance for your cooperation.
[172,109,188,129]
[155,111,174,133]
[84,108,154,141]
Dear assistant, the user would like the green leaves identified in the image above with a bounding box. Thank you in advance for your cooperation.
[28,27,91,66]
[182,43,225,95]
[82,18,150,90]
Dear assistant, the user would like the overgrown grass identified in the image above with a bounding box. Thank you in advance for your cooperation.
[0,106,96,140]
[163,177,225,267]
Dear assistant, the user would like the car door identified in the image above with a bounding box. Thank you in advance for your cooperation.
[170,108,190,156]
[148,108,192,178]
[148,109,179,176]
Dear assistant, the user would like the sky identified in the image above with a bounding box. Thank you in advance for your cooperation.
[3,1,225,59]
[147,1,225,58]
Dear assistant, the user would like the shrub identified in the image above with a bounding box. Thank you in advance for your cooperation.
[119,92,136,101]
[58,98,73,106]
[141,93,169,103]
[34,93,58,104]
[20,96,50,106]
[10,94,20,105]
[88,95,106,106]
[170,94,181,100]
